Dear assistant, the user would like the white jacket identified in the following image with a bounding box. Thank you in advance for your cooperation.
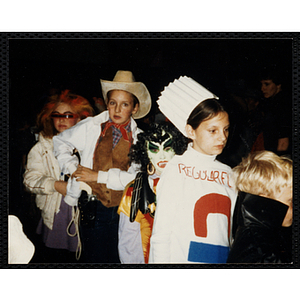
[149,144,237,264]
[23,134,62,230]
[53,110,142,191]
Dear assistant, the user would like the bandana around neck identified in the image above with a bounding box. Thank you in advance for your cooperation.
[101,119,132,147]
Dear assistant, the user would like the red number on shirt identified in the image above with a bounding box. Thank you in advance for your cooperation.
[194,193,231,238]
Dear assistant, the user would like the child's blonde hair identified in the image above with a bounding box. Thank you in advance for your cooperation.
[233,151,293,199]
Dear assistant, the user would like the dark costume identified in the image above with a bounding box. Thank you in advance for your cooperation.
[80,122,133,263]
[227,193,292,263]
[258,91,292,156]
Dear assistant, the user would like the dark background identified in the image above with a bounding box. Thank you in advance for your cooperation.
[7,36,294,263]
[9,37,292,129]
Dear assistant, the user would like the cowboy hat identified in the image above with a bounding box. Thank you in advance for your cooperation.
[100,70,152,119]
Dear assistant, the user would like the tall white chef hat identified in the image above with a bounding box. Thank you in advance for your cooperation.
[157,76,219,136]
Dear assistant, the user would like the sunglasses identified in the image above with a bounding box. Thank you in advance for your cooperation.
[51,113,79,119]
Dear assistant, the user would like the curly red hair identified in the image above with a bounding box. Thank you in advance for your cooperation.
[37,90,94,138]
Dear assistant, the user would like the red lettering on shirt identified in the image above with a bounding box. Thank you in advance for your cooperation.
[177,163,232,188]
[200,170,207,180]
[221,172,226,185]
[192,167,200,179]
[178,163,186,174]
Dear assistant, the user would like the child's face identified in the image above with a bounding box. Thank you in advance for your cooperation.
[107,90,139,125]
[52,103,80,133]
[186,111,229,156]
[276,185,293,227]
[146,135,175,176]
[260,79,281,98]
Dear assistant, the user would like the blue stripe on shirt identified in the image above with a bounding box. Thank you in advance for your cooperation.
[188,241,229,263]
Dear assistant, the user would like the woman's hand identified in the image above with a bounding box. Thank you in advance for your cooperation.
[72,165,98,182]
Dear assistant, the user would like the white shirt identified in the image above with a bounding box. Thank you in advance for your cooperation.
[149,144,237,264]
[53,110,142,191]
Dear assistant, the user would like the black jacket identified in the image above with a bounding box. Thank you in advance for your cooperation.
[227,193,292,263]
[259,91,292,156]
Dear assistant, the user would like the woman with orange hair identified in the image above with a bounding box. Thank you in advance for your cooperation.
[23,90,94,262]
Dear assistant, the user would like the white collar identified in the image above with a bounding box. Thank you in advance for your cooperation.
[188,143,217,161]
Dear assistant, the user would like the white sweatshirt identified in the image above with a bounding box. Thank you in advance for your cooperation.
[23,134,62,230]
[149,144,237,264]
[53,110,141,191]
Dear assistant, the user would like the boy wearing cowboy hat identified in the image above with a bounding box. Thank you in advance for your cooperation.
[53,70,152,263]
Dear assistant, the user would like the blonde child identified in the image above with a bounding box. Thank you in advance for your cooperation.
[227,151,293,263]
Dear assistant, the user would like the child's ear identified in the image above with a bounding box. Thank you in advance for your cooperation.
[185,124,195,140]
[132,103,139,115]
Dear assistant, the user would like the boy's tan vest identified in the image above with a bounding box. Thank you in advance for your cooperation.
[86,127,131,207]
